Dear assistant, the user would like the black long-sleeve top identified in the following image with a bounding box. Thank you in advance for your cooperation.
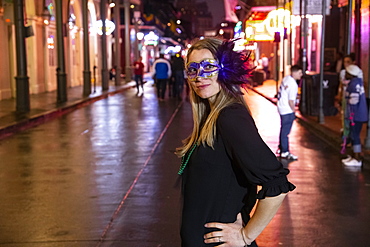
[180,103,296,247]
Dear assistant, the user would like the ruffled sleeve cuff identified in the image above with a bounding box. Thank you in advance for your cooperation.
[256,176,296,199]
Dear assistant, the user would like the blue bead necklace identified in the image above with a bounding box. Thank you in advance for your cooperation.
[178,142,198,175]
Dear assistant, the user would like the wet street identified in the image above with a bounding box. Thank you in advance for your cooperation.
[0,81,370,247]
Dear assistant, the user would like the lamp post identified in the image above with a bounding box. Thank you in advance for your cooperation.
[14,0,30,112]
[82,0,91,96]
[114,0,121,86]
[101,0,109,90]
[55,0,67,103]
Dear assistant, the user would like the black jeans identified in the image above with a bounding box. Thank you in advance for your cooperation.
[156,79,168,99]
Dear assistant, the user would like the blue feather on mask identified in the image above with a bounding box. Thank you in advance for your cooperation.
[215,39,254,97]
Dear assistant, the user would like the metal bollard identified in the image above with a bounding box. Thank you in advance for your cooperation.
[93,65,97,93]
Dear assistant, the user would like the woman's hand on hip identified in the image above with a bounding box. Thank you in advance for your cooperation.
[204,213,249,246]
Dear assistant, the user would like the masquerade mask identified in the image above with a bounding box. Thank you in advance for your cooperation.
[186,59,221,81]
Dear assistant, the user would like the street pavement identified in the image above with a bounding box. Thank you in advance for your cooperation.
[0,77,370,246]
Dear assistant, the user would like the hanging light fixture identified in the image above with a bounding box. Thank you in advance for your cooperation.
[109,0,116,8]
[42,7,52,25]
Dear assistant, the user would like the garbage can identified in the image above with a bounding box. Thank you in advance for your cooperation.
[252,69,265,86]
[299,72,339,116]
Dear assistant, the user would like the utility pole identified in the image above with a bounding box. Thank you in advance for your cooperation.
[13,0,30,112]
[299,0,306,113]
[318,0,326,124]
[82,0,91,96]
[124,0,131,82]
[114,0,122,86]
[302,0,308,73]
[55,0,67,103]
[346,0,353,54]
[101,0,109,91]
[364,5,370,149]
[274,0,280,97]
[134,11,140,62]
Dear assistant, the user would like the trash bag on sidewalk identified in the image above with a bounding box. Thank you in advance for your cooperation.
[252,70,265,87]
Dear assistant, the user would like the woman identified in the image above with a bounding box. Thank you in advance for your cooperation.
[176,38,296,247]
[341,64,368,166]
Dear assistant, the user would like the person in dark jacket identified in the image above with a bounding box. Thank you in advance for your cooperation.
[152,54,171,101]
[171,53,185,99]
[176,38,295,247]
[341,64,368,167]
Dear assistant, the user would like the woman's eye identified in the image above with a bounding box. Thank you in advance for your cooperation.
[204,65,217,71]
[187,67,197,73]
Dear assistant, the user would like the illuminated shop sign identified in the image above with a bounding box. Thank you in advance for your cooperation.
[95,19,116,35]
[246,8,291,41]
[144,31,159,46]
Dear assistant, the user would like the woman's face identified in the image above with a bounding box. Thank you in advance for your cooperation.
[343,57,354,68]
[186,49,221,102]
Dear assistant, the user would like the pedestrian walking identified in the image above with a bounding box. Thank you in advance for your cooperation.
[133,56,145,94]
[277,65,303,160]
[171,53,185,99]
[176,38,296,247]
[109,66,116,80]
[259,53,273,79]
[152,54,171,101]
[341,64,368,167]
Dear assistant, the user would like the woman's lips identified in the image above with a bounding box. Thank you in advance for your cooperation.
[197,84,210,89]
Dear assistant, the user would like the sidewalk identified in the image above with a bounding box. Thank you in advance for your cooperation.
[0,79,139,140]
[252,79,370,169]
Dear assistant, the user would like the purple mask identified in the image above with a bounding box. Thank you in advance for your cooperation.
[186,59,221,81]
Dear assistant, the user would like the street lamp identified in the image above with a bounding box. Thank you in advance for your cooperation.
[109,0,115,8]
[133,11,141,61]
[42,7,51,25]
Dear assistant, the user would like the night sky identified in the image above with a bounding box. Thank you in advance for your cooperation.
[200,0,225,27]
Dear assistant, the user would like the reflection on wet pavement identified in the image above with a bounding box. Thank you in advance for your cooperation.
[0,83,369,246]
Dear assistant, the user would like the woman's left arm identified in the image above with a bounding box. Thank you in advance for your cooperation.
[242,193,286,245]
[204,193,287,246]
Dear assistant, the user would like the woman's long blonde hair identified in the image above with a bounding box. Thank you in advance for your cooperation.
[176,38,249,157]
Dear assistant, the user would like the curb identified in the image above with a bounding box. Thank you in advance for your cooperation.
[251,87,370,170]
[0,82,137,140]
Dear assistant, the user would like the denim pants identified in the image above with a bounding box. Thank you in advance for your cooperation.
[350,121,364,153]
[279,113,295,153]
[135,74,143,91]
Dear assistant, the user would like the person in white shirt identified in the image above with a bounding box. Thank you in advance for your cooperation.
[277,65,303,160]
